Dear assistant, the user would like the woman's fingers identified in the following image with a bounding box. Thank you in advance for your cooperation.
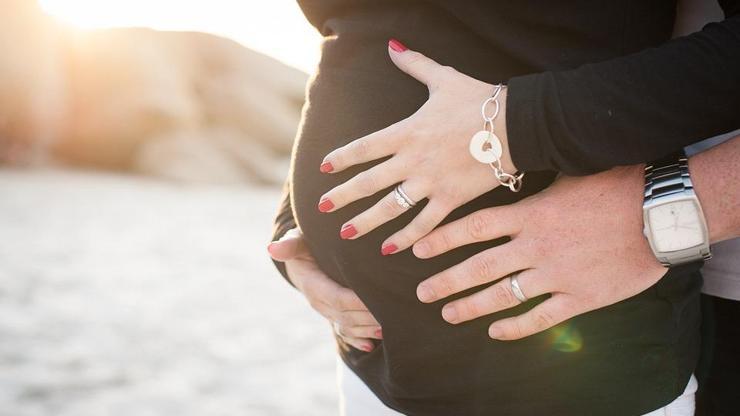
[332,287,371,312]
[338,182,427,244]
[319,160,405,213]
[488,294,575,341]
[387,39,447,92]
[340,335,377,353]
[267,228,308,261]
[440,270,550,324]
[381,200,451,254]
[335,323,383,340]
[413,206,522,259]
[336,310,381,328]
[321,122,404,174]
[416,240,528,303]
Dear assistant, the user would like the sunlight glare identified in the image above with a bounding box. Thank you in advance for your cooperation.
[38,0,321,73]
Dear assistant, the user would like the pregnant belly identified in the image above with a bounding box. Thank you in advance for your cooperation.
[289,53,692,413]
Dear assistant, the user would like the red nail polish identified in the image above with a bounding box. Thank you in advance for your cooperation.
[362,345,374,352]
[320,162,334,173]
[375,329,383,339]
[340,224,357,239]
[381,243,398,256]
[388,38,407,52]
[318,199,334,213]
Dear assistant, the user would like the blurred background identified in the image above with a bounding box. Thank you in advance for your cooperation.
[0,1,338,415]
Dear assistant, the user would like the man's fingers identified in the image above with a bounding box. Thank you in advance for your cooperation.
[440,270,550,324]
[413,206,521,259]
[321,123,402,174]
[488,295,575,341]
[268,228,309,261]
[388,39,447,91]
[416,240,529,303]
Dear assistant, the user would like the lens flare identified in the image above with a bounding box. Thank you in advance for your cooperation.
[549,323,583,353]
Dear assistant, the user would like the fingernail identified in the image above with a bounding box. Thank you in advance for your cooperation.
[375,329,383,339]
[417,285,435,303]
[267,242,275,254]
[362,344,374,352]
[489,326,503,340]
[442,305,459,323]
[318,198,334,213]
[340,224,357,239]
[388,38,407,52]
[413,242,429,258]
[381,243,398,256]
[320,161,334,173]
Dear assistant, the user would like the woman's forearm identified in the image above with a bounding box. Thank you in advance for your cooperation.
[689,135,740,243]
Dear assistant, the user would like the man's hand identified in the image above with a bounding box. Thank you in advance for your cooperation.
[412,166,667,341]
[269,229,382,352]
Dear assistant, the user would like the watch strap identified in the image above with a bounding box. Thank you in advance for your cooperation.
[644,151,692,203]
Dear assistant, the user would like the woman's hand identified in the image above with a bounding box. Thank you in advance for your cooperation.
[412,166,668,340]
[318,39,517,255]
[269,228,382,352]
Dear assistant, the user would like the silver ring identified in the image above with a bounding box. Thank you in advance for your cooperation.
[393,184,416,209]
[509,273,528,303]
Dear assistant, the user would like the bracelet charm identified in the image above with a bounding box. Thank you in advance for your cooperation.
[468,84,525,192]
[469,130,502,163]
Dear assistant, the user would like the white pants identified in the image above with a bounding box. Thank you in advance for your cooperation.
[337,358,698,416]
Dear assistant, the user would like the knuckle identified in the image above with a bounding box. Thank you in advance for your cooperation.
[412,215,435,235]
[467,212,491,240]
[437,275,457,297]
[461,300,480,319]
[533,310,555,331]
[405,52,425,66]
[490,283,515,306]
[436,228,455,252]
[511,320,526,339]
[380,194,404,214]
[336,291,354,310]
[335,314,349,327]
[356,172,378,195]
[469,256,492,281]
[342,326,359,337]
[351,138,370,158]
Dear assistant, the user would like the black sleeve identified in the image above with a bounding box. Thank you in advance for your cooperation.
[506,2,740,175]
[271,175,298,288]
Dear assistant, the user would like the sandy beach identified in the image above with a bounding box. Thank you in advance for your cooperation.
[0,168,337,415]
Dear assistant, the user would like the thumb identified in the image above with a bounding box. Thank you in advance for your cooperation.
[388,39,445,89]
[268,228,309,261]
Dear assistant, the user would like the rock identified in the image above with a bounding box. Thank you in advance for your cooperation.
[0,0,307,185]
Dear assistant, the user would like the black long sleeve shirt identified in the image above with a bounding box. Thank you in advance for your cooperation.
[507,1,740,174]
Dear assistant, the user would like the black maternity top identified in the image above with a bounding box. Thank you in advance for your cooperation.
[272,1,739,414]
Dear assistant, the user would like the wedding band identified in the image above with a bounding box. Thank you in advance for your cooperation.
[509,273,528,303]
[394,184,416,209]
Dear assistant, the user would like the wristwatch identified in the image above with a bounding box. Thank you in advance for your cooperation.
[642,151,712,267]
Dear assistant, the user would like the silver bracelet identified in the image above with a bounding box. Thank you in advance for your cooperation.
[468,84,524,192]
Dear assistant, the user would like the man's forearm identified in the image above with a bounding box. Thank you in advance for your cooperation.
[689,135,740,243]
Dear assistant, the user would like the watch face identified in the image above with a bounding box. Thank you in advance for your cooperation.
[648,200,705,252]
